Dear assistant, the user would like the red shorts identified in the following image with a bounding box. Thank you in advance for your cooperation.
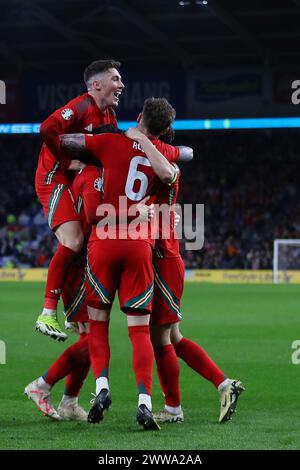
[36,181,80,231]
[61,249,88,323]
[151,256,185,325]
[86,239,154,314]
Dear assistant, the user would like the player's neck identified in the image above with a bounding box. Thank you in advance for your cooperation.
[88,91,108,112]
[137,123,158,139]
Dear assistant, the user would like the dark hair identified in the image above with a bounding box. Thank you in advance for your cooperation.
[160,126,175,144]
[84,59,121,86]
[92,124,123,135]
[142,97,176,136]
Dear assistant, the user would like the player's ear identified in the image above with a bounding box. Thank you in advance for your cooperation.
[93,79,101,91]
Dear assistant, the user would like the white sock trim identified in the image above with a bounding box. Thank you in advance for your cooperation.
[42,309,56,316]
[218,378,231,392]
[138,393,152,411]
[37,377,51,391]
[96,377,109,395]
[165,405,182,415]
[61,395,78,406]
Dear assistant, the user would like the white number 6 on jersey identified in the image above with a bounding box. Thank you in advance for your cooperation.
[125,156,151,201]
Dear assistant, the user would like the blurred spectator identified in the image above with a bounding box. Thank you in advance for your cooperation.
[1,130,300,269]
[174,129,300,269]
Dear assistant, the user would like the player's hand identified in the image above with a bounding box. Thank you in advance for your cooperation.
[174,211,181,227]
[68,160,86,172]
[125,127,145,142]
[136,196,154,222]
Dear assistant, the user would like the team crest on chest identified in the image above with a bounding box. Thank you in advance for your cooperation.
[61,108,74,120]
[94,177,103,192]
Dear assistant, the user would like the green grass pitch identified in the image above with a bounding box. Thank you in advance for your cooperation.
[0,282,300,450]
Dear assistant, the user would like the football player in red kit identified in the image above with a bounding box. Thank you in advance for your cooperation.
[60,98,193,430]
[35,59,124,341]
[126,128,245,425]
[23,123,170,423]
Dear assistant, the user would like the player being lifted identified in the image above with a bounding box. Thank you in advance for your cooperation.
[60,97,193,430]
[35,59,124,341]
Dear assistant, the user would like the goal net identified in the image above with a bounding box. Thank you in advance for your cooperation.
[273,239,300,284]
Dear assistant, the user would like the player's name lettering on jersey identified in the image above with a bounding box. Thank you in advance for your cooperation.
[84,124,93,132]
[133,141,144,152]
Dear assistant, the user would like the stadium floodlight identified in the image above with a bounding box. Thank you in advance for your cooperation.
[273,239,300,284]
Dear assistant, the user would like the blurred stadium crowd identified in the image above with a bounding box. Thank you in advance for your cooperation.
[1,130,300,269]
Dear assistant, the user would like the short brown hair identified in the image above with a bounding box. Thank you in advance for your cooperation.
[84,59,121,86]
[142,97,176,136]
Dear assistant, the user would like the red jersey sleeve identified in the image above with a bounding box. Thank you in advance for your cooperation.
[51,105,79,133]
[156,141,179,162]
[40,105,80,167]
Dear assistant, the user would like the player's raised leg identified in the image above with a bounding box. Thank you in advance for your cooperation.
[35,60,123,341]
[35,182,84,341]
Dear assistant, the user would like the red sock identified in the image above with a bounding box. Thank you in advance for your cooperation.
[64,333,90,397]
[43,335,89,387]
[174,338,225,388]
[128,325,154,395]
[88,320,110,379]
[44,245,77,310]
[155,344,180,407]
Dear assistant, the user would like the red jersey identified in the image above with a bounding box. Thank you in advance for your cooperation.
[71,165,103,236]
[72,164,151,235]
[35,93,117,186]
[154,171,180,259]
[84,133,179,242]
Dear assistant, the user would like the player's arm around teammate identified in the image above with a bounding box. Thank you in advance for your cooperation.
[61,98,185,430]
[125,127,193,183]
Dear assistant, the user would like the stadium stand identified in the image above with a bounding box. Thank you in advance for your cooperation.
[1,130,300,269]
